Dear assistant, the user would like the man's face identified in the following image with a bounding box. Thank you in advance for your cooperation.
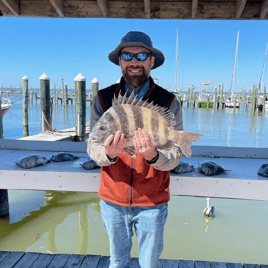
[118,46,155,89]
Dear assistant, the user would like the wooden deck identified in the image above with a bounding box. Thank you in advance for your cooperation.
[1,251,267,268]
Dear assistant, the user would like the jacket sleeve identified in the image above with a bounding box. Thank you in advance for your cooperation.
[87,94,118,166]
[147,97,183,171]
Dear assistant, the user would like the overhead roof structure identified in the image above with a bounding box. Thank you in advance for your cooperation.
[0,0,267,19]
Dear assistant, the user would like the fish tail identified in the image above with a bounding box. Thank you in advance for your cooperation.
[173,131,203,157]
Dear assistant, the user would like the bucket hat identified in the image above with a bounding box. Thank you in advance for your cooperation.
[108,31,165,69]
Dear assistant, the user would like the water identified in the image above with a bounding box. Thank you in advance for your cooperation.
[1,92,268,264]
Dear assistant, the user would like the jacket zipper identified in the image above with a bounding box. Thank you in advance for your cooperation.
[130,158,134,206]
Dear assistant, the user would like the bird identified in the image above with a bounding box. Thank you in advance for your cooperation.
[203,197,215,217]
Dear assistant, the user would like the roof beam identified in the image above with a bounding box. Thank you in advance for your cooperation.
[236,0,247,19]
[260,0,268,19]
[97,0,108,17]
[49,0,64,17]
[144,0,150,18]
[1,0,19,16]
[192,0,198,18]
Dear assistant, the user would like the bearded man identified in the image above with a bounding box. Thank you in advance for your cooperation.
[88,31,183,268]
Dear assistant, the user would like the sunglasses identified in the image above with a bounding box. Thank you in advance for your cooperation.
[121,52,151,62]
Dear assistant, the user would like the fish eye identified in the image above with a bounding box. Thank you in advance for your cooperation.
[99,125,105,131]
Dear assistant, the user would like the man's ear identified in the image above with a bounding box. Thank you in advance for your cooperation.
[118,56,122,66]
[150,56,155,68]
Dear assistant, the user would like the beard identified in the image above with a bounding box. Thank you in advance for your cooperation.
[122,66,150,89]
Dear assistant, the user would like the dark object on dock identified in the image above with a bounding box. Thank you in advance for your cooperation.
[171,161,195,174]
[50,152,79,162]
[203,197,215,217]
[0,190,9,217]
[15,154,50,169]
[80,158,100,170]
[257,163,268,177]
[198,161,228,176]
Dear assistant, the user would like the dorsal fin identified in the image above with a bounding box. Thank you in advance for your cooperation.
[112,91,176,127]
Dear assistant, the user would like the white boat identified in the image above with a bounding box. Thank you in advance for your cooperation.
[1,97,12,117]
[224,94,240,108]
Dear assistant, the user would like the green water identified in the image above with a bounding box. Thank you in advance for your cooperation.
[1,190,268,264]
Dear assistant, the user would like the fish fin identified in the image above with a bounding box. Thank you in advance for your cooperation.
[157,140,174,150]
[124,146,137,159]
[175,131,203,158]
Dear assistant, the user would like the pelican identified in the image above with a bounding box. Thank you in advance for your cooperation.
[203,197,215,217]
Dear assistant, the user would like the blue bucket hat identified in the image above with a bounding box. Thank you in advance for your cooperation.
[108,31,165,69]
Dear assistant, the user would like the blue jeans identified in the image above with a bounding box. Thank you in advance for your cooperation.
[100,200,168,268]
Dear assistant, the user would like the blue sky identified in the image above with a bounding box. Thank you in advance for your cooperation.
[1,18,268,92]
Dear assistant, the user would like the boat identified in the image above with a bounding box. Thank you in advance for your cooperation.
[224,94,240,108]
[1,97,12,117]
[197,93,214,108]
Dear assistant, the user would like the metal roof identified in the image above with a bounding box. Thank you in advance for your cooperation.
[0,0,267,19]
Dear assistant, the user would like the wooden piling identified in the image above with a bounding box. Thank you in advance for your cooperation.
[214,86,217,108]
[91,77,99,99]
[74,73,86,142]
[251,85,258,111]
[39,73,51,132]
[53,83,56,104]
[64,83,68,105]
[22,76,29,137]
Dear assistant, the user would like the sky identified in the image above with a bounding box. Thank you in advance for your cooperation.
[0,18,268,92]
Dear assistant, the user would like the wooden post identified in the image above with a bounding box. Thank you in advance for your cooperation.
[75,73,86,141]
[64,83,68,105]
[53,83,56,104]
[91,77,99,99]
[219,84,224,109]
[22,75,29,137]
[251,85,257,111]
[39,73,51,132]
[0,97,3,139]
[214,86,217,108]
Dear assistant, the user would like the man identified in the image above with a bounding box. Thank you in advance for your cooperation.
[88,31,183,268]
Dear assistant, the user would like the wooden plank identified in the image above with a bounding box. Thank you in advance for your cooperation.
[13,252,41,268]
[97,0,108,17]
[0,251,10,263]
[179,260,195,268]
[47,254,70,268]
[64,254,86,267]
[97,256,110,268]
[29,253,55,268]
[210,262,227,268]
[192,0,198,18]
[226,263,243,268]
[0,251,25,268]
[260,0,268,19]
[236,0,247,19]
[49,0,64,17]
[144,0,150,18]
[162,259,179,268]
[80,255,101,268]
[0,0,19,15]
[195,260,210,268]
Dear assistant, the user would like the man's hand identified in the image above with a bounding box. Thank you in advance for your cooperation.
[104,131,127,159]
[133,128,158,161]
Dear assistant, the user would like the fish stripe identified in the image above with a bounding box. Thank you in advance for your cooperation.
[113,105,129,134]
[142,107,152,139]
[130,105,144,130]
[151,111,159,146]
[121,104,136,135]
[107,108,123,132]
[105,111,120,130]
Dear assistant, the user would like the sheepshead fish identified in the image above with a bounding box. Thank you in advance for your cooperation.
[89,92,202,158]
[257,163,268,177]
[50,152,79,162]
[15,154,50,169]
[198,161,229,176]
[81,158,100,170]
[171,161,195,174]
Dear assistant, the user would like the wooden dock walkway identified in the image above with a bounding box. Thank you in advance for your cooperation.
[1,251,267,268]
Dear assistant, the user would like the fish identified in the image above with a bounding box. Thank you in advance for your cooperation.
[171,161,195,174]
[15,154,50,169]
[80,158,100,170]
[50,152,79,162]
[257,163,268,177]
[197,161,229,176]
[89,91,202,158]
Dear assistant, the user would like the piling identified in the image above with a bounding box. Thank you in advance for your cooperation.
[39,73,51,132]
[22,76,29,137]
[64,83,68,105]
[219,84,224,109]
[251,85,258,111]
[214,86,217,108]
[74,73,86,142]
[0,97,3,139]
[91,77,99,99]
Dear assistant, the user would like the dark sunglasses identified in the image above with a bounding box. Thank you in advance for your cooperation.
[121,52,151,62]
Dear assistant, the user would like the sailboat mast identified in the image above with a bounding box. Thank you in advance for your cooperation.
[259,39,268,92]
[230,31,239,94]
[175,28,179,91]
